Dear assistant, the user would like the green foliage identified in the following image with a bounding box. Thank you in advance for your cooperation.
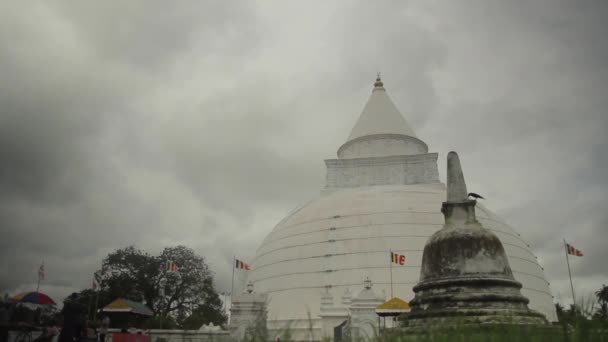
[597,285,608,303]
[594,302,608,321]
[63,289,113,322]
[72,245,226,329]
[378,322,608,342]
[594,284,608,320]
[139,315,178,330]
[225,312,608,342]
[235,318,608,342]
[242,316,269,342]
[101,246,160,313]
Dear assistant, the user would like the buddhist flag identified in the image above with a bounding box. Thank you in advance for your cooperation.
[391,252,406,265]
[565,243,583,257]
[166,260,180,272]
[235,259,250,270]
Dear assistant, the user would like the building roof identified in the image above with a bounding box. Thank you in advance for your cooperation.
[102,298,153,316]
[346,77,416,142]
[376,297,410,316]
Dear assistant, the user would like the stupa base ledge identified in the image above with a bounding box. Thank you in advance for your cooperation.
[406,309,548,329]
[414,275,524,290]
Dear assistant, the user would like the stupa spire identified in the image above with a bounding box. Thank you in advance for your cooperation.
[345,75,417,142]
[446,151,468,202]
[373,72,384,91]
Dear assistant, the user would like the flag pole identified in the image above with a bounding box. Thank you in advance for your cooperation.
[389,250,393,298]
[36,261,43,292]
[231,256,236,299]
[159,262,169,329]
[87,290,93,321]
[229,255,235,324]
[563,238,576,309]
[93,287,100,323]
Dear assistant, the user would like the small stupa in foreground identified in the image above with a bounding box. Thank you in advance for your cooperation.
[408,152,547,326]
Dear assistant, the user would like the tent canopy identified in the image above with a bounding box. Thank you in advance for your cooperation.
[375,297,410,317]
[102,298,153,316]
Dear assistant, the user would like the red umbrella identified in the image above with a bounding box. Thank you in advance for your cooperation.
[13,291,56,305]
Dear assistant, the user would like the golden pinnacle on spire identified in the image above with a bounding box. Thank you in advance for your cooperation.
[373,72,384,90]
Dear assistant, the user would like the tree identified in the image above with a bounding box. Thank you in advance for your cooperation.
[555,302,566,323]
[179,292,226,329]
[594,284,608,320]
[76,245,226,328]
[155,246,226,327]
[63,289,113,322]
[555,302,586,326]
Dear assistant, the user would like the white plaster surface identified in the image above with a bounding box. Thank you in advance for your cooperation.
[347,87,416,142]
[249,184,556,332]
[338,134,428,159]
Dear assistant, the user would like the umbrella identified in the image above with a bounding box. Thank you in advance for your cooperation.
[13,291,56,305]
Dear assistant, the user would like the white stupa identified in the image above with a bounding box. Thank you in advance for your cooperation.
[247,77,556,339]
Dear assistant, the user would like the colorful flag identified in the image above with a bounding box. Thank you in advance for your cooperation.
[235,259,250,270]
[565,243,583,257]
[391,252,406,265]
[167,260,179,272]
[38,262,45,280]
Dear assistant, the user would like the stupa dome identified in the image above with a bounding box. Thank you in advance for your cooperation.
[247,77,556,339]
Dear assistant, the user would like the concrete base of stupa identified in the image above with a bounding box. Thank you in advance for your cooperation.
[407,275,548,327]
[407,310,548,328]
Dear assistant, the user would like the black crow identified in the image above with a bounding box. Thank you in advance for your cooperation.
[468,192,485,200]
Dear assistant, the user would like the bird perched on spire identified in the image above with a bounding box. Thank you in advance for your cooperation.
[468,192,485,200]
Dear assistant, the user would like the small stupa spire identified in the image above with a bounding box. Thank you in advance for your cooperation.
[443,151,479,226]
[446,151,468,203]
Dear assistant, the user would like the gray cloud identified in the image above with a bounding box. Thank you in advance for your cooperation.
[1,0,606,308]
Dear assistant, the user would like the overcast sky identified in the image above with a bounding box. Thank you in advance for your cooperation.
[1,0,606,308]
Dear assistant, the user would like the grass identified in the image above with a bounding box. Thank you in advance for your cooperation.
[387,326,570,342]
[236,317,608,342]
[379,319,608,342]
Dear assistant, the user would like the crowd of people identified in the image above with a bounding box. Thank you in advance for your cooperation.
[0,300,112,342]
